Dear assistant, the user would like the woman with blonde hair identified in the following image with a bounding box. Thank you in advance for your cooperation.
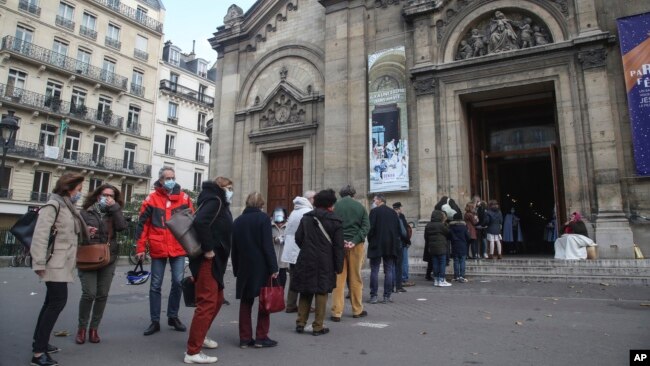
[231,192,279,348]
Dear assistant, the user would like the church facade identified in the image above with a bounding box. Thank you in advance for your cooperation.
[208,0,650,258]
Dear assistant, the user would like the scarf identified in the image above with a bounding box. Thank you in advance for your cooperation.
[59,194,91,243]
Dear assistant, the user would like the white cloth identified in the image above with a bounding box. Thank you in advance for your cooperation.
[280,196,313,264]
[554,234,596,260]
[44,145,60,159]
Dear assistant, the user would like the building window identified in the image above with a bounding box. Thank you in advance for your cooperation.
[32,171,51,202]
[165,133,176,156]
[89,178,103,192]
[198,62,208,78]
[197,113,206,132]
[39,124,57,147]
[80,12,97,39]
[198,84,208,103]
[76,48,92,74]
[127,105,140,132]
[106,23,121,49]
[15,25,34,46]
[71,87,87,114]
[134,35,148,60]
[0,166,12,198]
[97,96,112,121]
[45,80,63,109]
[170,73,179,92]
[92,136,106,164]
[50,39,68,67]
[121,182,133,203]
[136,6,148,22]
[195,142,205,163]
[167,103,178,123]
[193,170,203,192]
[7,69,27,97]
[101,58,116,83]
[170,49,180,66]
[58,2,74,20]
[131,69,144,96]
[63,130,80,160]
[123,143,136,170]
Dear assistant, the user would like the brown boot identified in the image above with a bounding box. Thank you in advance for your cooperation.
[75,327,86,344]
[497,254,502,259]
[89,328,100,343]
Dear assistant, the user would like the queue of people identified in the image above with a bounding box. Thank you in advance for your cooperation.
[28,170,547,365]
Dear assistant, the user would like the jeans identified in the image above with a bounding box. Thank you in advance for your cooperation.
[453,255,466,278]
[431,254,447,282]
[33,282,67,353]
[149,256,185,322]
[369,256,395,298]
[468,239,479,259]
[393,247,403,289]
[402,246,410,281]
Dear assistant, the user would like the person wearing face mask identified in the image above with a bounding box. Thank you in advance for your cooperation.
[184,176,233,364]
[76,184,127,344]
[135,166,194,336]
[30,173,91,366]
[271,207,289,288]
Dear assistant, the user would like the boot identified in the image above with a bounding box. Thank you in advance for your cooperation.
[89,328,100,343]
[497,253,502,260]
[75,327,86,344]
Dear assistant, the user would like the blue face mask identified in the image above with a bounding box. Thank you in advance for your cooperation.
[225,190,233,203]
[98,196,108,208]
[163,179,176,190]
[71,192,82,203]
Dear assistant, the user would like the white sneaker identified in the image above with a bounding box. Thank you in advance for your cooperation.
[439,280,452,287]
[184,352,218,364]
[203,337,218,349]
[433,279,440,287]
[458,277,468,283]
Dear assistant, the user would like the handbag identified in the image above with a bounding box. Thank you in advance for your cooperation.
[181,276,196,307]
[167,197,222,258]
[76,232,111,271]
[10,204,59,263]
[259,277,285,314]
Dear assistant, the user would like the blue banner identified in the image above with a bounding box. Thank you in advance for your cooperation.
[617,12,650,176]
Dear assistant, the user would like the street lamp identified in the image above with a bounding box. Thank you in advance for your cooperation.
[0,111,19,198]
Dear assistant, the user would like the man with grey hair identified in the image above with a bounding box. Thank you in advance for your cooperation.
[331,185,370,321]
[135,166,194,335]
[367,194,401,304]
[282,190,316,313]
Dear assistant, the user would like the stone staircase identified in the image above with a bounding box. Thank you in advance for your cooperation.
[407,257,650,285]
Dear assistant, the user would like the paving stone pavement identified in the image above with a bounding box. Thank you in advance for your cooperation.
[0,266,648,366]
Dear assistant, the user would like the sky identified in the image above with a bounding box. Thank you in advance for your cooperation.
[162,1,258,65]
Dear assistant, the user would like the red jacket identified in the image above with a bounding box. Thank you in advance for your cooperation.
[135,181,194,258]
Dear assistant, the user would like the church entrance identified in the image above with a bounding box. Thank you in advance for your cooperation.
[266,149,303,216]
[467,88,565,255]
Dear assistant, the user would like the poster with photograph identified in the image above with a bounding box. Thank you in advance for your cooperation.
[368,46,409,192]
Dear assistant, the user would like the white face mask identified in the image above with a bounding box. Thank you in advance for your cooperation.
[225,190,233,203]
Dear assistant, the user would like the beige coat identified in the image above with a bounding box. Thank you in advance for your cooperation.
[30,194,83,282]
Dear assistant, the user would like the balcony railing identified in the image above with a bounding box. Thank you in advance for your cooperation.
[90,0,163,33]
[166,148,176,156]
[0,188,13,199]
[159,80,214,108]
[167,117,178,125]
[9,140,152,178]
[0,36,128,91]
[105,37,121,50]
[80,26,98,40]
[18,0,41,16]
[130,83,145,97]
[55,16,75,31]
[30,191,49,203]
[125,123,141,135]
[0,83,125,131]
[134,49,148,61]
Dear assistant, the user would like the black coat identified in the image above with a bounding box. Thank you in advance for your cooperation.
[367,204,401,259]
[231,207,278,300]
[290,209,344,294]
[80,204,127,264]
[424,210,450,258]
[189,181,233,289]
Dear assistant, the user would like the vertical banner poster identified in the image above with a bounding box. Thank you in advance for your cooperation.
[368,46,410,192]
[617,12,650,176]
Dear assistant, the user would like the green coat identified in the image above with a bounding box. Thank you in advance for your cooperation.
[333,196,369,245]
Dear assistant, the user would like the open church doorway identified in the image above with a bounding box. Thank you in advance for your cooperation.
[467,86,565,255]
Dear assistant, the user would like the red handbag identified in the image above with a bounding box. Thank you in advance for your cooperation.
[259,277,285,314]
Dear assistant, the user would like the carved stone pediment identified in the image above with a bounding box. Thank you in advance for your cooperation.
[260,92,306,128]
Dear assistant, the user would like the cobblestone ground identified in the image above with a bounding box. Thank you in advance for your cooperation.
[0,266,648,366]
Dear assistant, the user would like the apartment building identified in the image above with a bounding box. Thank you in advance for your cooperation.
[0,0,165,225]
[153,41,214,193]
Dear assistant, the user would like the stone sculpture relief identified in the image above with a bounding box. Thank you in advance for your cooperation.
[456,10,552,60]
[260,93,305,128]
[224,4,244,26]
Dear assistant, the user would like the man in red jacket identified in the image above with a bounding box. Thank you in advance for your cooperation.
[135,167,193,336]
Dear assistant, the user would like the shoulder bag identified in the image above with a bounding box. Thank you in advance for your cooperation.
[76,231,111,271]
[167,197,222,258]
[10,204,59,263]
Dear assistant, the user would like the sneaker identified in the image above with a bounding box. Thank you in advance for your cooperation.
[458,277,468,283]
[46,344,60,354]
[439,280,452,287]
[295,325,305,334]
[352,310,368,318]
[254,338,278,348]
[202,337,218,349]
[433,279,440,287]
[312,327,330,336]
[402,281,416,287]
[382,296,393,304]
[184,351,218,364]
[452,278,459,282]
[368,296,378,304]
[239,339,255,349]
[396,288,407,293]
[30,353,58,366]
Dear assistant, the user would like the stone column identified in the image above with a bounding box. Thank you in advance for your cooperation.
[213,49,241,179]
[574,0,600,35]
[413,77,437,222]
[578,48,634,258]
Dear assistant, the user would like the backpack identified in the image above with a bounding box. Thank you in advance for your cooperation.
[10,204,60,262]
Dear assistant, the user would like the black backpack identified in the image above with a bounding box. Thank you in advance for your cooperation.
[10,204,60,262]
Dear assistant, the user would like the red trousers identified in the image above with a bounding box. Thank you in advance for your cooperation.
[186,258,224,355]
[239,297,270,341]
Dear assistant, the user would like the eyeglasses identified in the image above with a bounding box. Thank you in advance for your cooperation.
[101,193,115,198]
